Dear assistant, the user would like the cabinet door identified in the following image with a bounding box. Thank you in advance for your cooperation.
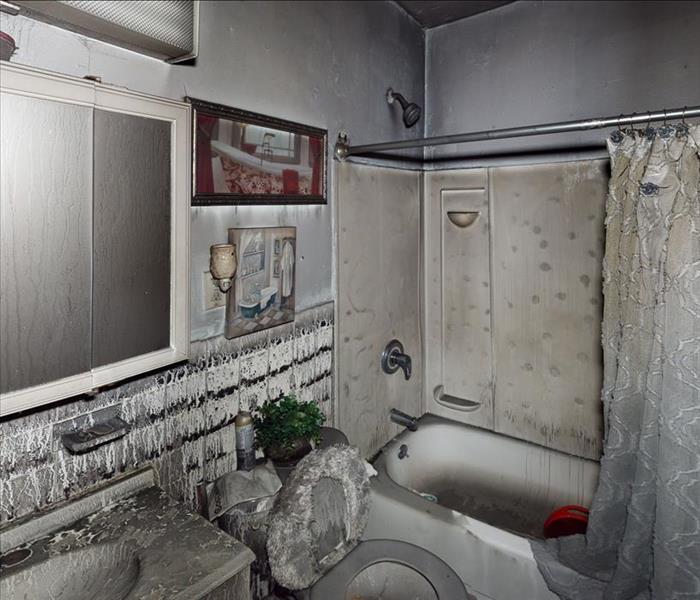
[0,63,189,416]
[0,92,93,397]
[90,86,189,387]
[92,110,172,367]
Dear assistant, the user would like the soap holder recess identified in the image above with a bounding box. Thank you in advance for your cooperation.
[62,417,130,454]
[447,211,480,228]
[433,385,481,412]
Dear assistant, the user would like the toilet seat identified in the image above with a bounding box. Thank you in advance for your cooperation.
[310,539,469,600]
[267,445,372,589]
[267,446,468,598]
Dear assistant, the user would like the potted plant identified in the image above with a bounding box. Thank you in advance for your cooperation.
[253,394,325,467]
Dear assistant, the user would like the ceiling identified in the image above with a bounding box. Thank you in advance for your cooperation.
[396,0,514,28]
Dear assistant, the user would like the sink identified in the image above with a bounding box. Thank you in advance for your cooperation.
[0,470,255,599]
[0,541,140,600]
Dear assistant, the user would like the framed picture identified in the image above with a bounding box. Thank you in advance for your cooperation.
[274,239,281,256]
[224,227,296,339]
[188,97,327,205]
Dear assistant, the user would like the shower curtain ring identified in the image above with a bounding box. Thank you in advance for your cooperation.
[682,106,687,124]
[662,108,667,125]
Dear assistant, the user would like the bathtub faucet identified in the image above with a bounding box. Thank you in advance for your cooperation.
[381,339,412,381]
[390,408,418,432]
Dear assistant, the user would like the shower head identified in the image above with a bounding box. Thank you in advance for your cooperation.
[387,88,422,128]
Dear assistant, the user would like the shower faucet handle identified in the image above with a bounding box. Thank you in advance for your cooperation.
[381,339,412,381]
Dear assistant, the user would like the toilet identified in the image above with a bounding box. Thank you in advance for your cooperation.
[266,445,468,599]
[310,539,467,599]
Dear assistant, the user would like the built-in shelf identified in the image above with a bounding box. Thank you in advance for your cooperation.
[447,210,480,228]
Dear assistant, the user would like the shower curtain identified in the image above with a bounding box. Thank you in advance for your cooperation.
[533,123,700,599]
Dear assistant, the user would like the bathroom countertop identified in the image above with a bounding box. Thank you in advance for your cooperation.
[0,469,255,599]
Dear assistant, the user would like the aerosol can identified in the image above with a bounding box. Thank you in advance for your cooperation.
[235,411,256,471]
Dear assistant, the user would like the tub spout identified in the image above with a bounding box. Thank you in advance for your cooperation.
[390,408,418,432]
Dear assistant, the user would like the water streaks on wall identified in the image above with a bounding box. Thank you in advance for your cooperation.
[0,303,334,524]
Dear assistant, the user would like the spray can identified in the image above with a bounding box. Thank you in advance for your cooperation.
[235,411,256,471]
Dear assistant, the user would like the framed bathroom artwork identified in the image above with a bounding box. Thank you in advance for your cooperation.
[224,226,296,340]
[188,97,327,205]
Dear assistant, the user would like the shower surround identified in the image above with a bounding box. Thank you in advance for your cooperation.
[0,303,334,524]
[334,159,606,459]
[336,163,423,458]
[425,161,608,459]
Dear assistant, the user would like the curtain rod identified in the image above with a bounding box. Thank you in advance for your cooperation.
[334,105,700,160]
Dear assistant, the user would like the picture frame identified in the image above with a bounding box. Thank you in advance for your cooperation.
[224,227,296,339]
[188,97,327,205]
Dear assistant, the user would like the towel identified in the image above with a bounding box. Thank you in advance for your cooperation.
[281,241,295,298]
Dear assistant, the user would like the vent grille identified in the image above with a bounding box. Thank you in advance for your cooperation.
[16,0,198,62]
[59,1,194,50]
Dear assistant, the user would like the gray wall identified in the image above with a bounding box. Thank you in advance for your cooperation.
[337,163,423,457]
[0,1,423,521]
[421,0,700,455]
[1,0,425,340]
[425,0,700,160]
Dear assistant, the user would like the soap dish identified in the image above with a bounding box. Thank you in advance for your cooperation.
[62,417,130,454]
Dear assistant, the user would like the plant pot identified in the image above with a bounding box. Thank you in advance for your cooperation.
[265,437,312,468]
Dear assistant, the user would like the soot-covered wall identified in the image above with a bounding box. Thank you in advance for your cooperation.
[0,1,425,521]
[425,0,700,161]
[0,0,425,340]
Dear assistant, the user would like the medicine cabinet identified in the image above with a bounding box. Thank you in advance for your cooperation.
[0,63,190,416]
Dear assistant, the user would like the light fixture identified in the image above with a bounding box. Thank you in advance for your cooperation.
[210,243,237,292]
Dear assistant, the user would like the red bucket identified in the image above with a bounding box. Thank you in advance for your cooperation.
[543,505,590,538]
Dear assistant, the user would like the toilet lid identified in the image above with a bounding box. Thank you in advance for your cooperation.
[266,445,371,590]
[310,539,470,600]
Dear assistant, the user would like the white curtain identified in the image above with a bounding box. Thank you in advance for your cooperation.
[533,123,700,599]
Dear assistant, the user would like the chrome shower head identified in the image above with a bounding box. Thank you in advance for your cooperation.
[387,88,422,128]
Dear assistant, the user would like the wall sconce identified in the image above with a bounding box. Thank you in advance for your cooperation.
[210,243,237,292]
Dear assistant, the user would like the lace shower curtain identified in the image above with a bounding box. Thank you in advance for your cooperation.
[533,123,700,599]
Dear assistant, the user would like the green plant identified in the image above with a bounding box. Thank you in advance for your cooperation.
[253,394,325,451]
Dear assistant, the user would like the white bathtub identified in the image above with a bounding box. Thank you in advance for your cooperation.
[364,414,599,600]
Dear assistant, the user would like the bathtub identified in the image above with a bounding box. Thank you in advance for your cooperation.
[260,286,277,311]
[239,286,278,318]
[364,414,600,600]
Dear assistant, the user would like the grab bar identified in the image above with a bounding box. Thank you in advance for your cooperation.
[433,385,481,412]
